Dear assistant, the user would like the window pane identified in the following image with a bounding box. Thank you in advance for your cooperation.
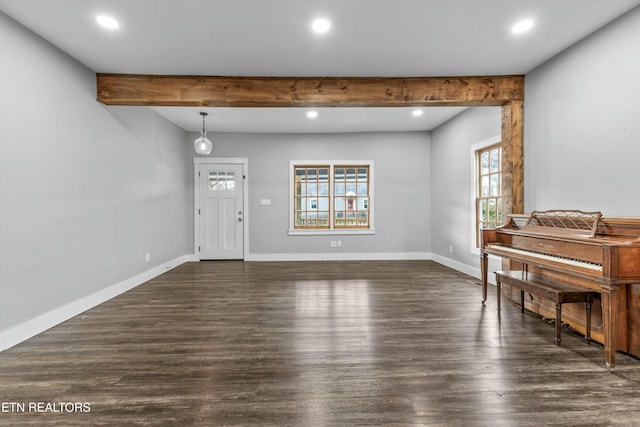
[307,182,317,196]
[335,183,345,196]
[335,197,345,210]
[488,199,497,223]
[357,197,367,210]
[358,168,368,179]
[295,197,303,210]
[357,183,367,196]
[358,212,368,226]
[479,199,487,221]
[481,176,489,197]
[490,174,499,196]
[318,183,329,196]
[318,197,329,211]
[490,149,499,173]
[346,184,356,195]
[295,169,306,196]
[208,172,218,191]
[481,152,489,174]
[346,168,356,179]
[335,168,345,179]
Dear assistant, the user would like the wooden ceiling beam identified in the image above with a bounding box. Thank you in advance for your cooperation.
[96,74,524,107]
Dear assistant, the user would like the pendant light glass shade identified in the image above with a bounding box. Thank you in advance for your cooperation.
[194,112,213,155]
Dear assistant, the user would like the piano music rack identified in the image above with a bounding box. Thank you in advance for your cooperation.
[524,209,603,238]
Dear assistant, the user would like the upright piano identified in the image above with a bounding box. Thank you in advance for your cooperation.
[480,210,640,370]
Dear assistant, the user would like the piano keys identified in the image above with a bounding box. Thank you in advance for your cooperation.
[480,210,640,370]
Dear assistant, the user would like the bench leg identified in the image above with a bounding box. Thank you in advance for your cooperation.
[496,279,502,317]
[520,290,525,313]
[555,303,562,346]
[585,297,593,344]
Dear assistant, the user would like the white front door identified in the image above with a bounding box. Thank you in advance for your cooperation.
[198,163,244,259]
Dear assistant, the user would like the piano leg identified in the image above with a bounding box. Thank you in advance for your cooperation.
[481,253,488,304]
[600,283,620,372]
[585,296,592,345]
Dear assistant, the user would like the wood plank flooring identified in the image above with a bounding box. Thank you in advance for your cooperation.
[1,260,640,426]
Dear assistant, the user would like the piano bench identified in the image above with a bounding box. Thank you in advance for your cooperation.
[494,270,597,346]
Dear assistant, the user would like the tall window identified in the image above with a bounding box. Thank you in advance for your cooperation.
[476,143,503,245]
[291,162,373,233]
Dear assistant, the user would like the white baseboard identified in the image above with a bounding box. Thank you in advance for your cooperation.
[430,253,497,285]
[245,252,431,262]
[430,253,479,278]
[0,254,192,352]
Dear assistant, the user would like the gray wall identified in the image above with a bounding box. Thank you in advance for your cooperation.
[191,132,432,259]
[430,107,502,273]
[524,6,640,216]
[0,13,192,336]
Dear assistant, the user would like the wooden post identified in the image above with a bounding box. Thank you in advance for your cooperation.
[501,101,524,217]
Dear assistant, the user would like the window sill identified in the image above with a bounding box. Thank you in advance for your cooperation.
[288,229,376,236]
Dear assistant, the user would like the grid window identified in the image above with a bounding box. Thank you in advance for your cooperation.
[291,162,373,232]
[476,143,503,245]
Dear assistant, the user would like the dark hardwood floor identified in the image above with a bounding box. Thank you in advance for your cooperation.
[1,260,640,426]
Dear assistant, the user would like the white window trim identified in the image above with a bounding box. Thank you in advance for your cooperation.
[469,136,501,255]
[288,160,375,236]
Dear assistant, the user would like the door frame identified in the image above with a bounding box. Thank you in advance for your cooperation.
[193,157,249,260]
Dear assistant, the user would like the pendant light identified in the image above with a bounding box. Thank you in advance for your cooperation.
[194,112,213,155]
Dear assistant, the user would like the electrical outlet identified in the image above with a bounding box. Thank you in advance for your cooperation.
[330,241,337,248]
[337,240,342,248]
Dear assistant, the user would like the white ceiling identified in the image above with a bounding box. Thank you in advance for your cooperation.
[1,0,639,133]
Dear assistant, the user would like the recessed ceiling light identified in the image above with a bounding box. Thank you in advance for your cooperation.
[306,111,318,119]
[312,18,331,34]
[511,19,534,34]
[412,109,424,117]
[96,15,119,30]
